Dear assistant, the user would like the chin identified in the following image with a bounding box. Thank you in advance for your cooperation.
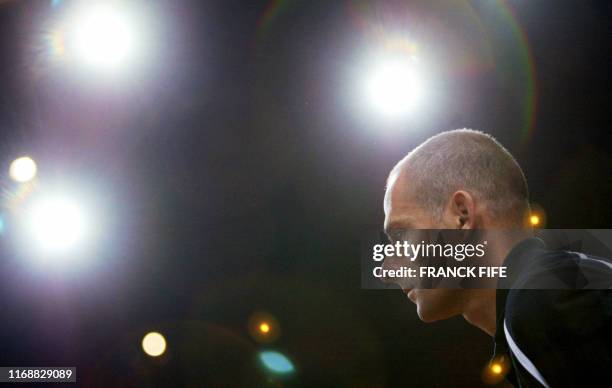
[416,304,445,322]
[413,290,462,322]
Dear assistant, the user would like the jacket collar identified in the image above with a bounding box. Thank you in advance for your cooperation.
[492,237,547,376]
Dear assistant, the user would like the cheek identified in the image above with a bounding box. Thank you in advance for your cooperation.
[382,256,411,271]
[438,216,457,229]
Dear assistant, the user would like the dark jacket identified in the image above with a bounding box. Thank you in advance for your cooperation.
[493,238,612,387]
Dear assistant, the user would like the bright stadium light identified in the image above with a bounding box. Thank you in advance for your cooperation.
[364,56,424,119]
[9,156,37,183]
[22,191,94,258]
[67,1,139,72]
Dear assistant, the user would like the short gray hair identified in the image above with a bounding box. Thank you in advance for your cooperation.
[391,129,529,224]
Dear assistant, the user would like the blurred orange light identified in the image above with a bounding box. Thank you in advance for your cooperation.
[248,311,280,343]
[529,214,540,226]
[259,322,271,334]
[490,363,503,375]
[482,355,510,384]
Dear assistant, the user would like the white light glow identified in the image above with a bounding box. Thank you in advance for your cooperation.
[23,193,92,257]
[9,156,38,183]
[142,332,167,357]
[365,57,424,118]
[69,2,138,71]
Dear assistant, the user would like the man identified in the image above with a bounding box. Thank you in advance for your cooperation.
[383,129,612,387]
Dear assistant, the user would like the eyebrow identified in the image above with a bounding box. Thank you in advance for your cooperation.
[384,219,413,234]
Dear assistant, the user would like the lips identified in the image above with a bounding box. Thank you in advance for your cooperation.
[404,289,416,302]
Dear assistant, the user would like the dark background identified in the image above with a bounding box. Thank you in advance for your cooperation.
[0,0,610,387]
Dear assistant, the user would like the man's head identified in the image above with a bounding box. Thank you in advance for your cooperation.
[383,129,530,322]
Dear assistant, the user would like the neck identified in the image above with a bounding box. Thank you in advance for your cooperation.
[461,230,531,336]
[462,289,497,336]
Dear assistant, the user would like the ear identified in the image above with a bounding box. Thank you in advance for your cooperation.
[447,190,476,229]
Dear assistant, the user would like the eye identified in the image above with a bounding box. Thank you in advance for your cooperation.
[387,229,406,243]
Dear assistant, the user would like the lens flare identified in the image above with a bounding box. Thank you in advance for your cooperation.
[490,363,503,374]
[482,354,510,384]
[248,312,280,343]
[259,351,295,374]
[9,156,37,183]
[142,332,167,357]
[527,204,546,228]
[259,322,271,334]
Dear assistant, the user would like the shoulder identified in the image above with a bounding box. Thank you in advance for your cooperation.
[506,248,612,332]
[505,288,612,356]
[516,248,612,289]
